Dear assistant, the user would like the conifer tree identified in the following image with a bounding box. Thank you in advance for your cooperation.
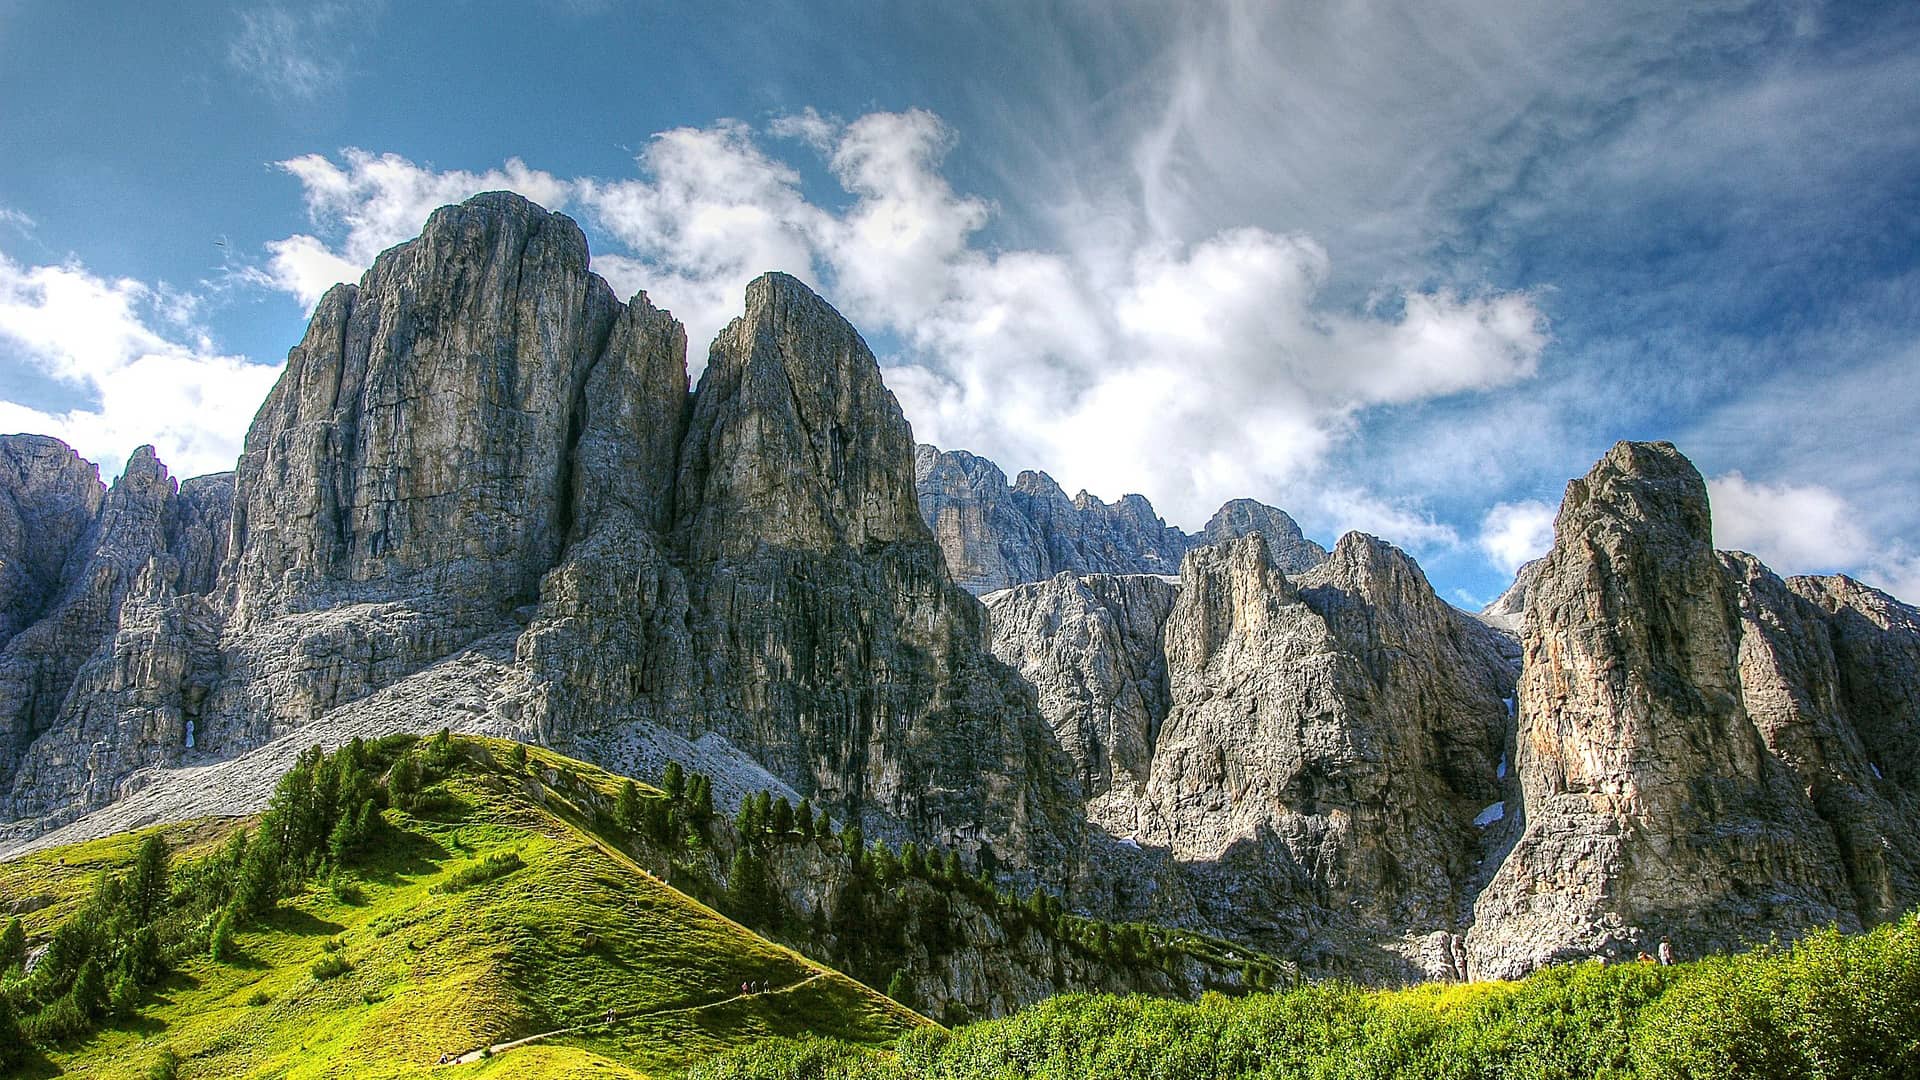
[663,761,685,800]
[0,915,24,973]
[615,779,642,833]
[129,834,170,926]
[771,796,795,836]
[795,799,814,837]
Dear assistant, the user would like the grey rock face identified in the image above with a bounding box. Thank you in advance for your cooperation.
[0,436,103,647]
[1469,442,1857,977]
[915,445,1322,594]
[1198,499,1329,575]
[1476,557,1543,635]
[668,274,1077,861]
[1726,555,1920,923]
[1,447,231,821]
[984,531,1514,967]
[1146,533,1509,937]
[983,573,1177,829]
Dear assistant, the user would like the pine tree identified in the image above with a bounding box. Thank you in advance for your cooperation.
[770,796,795,837]
[0,994,23,1071]
[73,957,108,1020]
[0,915,24,973]
[885,968,915,1008]
[795,799,814,837]
[724,847,777,926]
[663,761,685,800]
[129,834,171,926]
[510,742,528,770]
[900,841,922,878]
[944,849,964,881]
[615,780,642,833]
[389,752,421,810]
[210,906,238,963]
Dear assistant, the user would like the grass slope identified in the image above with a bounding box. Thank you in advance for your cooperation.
[7,738,926,1079]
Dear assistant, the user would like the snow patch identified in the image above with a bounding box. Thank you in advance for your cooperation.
[1496,755,1508,780]
[1474,801,1506,827]
[1872,762,1884,780]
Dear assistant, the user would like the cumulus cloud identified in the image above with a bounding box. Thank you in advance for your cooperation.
[0,251,281,479]
[255,111,1547,545]
[1478,500,1557,576]
[1710,472,1920,605]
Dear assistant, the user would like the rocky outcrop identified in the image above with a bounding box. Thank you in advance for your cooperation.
[1476,557,1544,635]
[983,573,1177,830]
[1468,442,1858,977]
[985,530,1515,969]
[1143,534,1510,944]
[915,446,1323,594]
[1,448,232,820]
[0,436,103,647]
[1198,499,1328,575]
[667,274,1076,862]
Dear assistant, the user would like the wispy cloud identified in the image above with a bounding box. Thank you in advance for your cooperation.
[226,1,383,102]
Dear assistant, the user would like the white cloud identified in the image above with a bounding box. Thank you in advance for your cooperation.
[578,122,826,354]
[1710,472,1870,570]
[1478,499,1557,575]
[1310,486,1462,553]
[0,207,32,233]
[0,251,280,479]
[1709,472,1920,605]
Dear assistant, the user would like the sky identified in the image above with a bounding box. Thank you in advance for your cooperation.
[2,0,1917,607]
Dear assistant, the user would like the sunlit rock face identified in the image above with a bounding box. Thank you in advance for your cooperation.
[1468,441,1858,977]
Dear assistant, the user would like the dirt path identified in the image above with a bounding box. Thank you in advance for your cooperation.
[445,971,829,1066]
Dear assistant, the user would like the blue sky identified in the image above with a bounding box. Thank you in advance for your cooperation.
[2,1,1917,606]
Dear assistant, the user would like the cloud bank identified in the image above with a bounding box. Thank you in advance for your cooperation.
[0,252,283,480]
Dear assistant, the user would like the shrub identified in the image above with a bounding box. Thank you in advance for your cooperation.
[433,851,525,894]
[145,1048,181,1080]
[309,954,353,981]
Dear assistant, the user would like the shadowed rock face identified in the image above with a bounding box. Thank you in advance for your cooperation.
[915,447,1324,594]
[1468,442,1857,976]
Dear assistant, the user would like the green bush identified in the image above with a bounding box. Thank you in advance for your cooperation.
[433,851,525,894]
[309,954,353,981]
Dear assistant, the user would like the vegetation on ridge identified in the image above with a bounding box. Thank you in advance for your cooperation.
[683,914,1920,1080]
[0,733,923,1079]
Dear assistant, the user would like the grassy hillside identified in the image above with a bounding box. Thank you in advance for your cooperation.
[0,736,926,1079]
[685,915,1920,1080]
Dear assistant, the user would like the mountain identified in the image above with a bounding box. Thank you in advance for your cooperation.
[913,446,1327,594]
[4,192,1920,1004]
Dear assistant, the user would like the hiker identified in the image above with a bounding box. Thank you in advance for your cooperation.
[742,981,751,995]
[604,1007,617,1025]
[1636,951,1654,964]
[1657,936,1674,966]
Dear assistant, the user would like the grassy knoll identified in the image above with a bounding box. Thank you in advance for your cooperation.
[685,915,1920,1080]
[1,736,926,1079]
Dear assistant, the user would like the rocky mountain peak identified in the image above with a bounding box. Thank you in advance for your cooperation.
[1199,499,1327,574]
[677,271,924,558]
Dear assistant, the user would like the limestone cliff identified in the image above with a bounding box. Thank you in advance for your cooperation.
[1468,442,1858,976]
